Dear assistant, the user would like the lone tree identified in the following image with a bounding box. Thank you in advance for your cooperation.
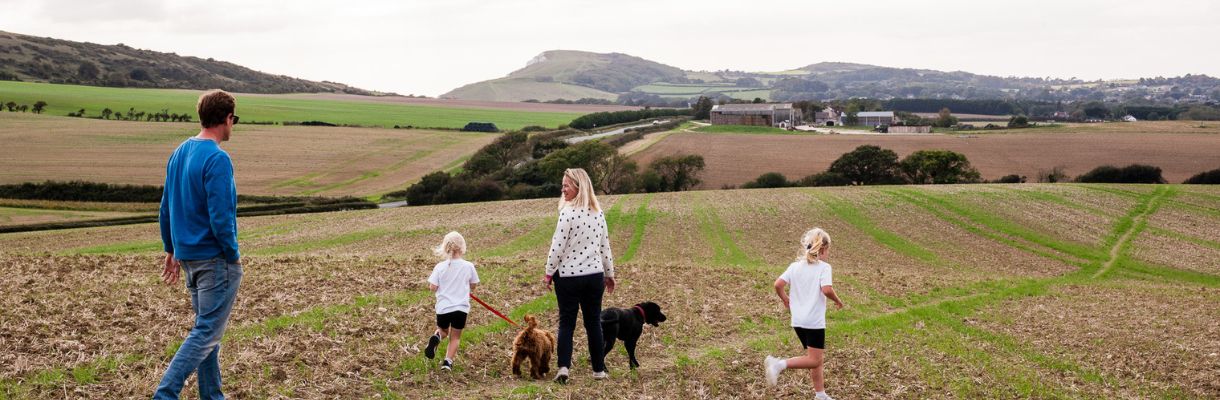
[101,108,113,120]
[827,145,904,185]
[934,108,958,128]
[32,101,48,114]
[1007,115,1029,128]
[899,150,981,184]
[4,102,15,112]
[692,96,714,120]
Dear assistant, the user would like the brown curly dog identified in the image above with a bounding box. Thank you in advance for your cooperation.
[511,314,556,379]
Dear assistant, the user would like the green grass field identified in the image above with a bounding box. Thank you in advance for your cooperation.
[2,184,1217,398]
[0,81,583,130]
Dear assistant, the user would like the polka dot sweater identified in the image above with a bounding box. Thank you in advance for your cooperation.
[546,206,615,278]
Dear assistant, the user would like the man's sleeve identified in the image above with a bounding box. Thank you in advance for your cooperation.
[204,152,240,263]
[159,167,174,254]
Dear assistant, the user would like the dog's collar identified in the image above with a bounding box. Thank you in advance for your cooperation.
[634,305,646,321]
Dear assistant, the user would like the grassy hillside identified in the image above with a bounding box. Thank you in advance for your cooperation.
[0,81,583,129]
[441,78,619,102]
[0,30,377,94]
[1,184,1217,398]
[442,50,686,101]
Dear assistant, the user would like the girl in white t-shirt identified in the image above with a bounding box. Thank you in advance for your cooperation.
[424,231,480,371]
[764,228,844,400]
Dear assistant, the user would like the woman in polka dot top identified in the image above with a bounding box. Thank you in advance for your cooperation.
[543,168,616,383]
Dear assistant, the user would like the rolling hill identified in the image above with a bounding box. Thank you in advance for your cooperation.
[442,51,1220,106]
[441,50,687,102]
[0,30,379,95]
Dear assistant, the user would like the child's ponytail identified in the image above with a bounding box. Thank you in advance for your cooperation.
[798,228,831,263]
[433,231,467,259]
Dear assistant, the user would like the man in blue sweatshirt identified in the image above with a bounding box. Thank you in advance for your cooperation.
[154,90,242,400]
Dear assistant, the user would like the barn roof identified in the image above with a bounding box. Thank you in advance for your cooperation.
[711,103,794,112]
[857,111,895,117]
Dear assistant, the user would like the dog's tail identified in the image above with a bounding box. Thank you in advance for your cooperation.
[524,314,538,329]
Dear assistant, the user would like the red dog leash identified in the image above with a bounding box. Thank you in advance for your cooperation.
[471,293,519,327]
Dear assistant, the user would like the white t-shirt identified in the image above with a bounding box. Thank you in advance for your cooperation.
[427,258,480,314]
[778,259,833,329]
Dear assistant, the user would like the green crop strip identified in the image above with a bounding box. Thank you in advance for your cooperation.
[477,217,556,259]
[694,203,759,267]
[821,195,949,268]
[883,189,1089,269]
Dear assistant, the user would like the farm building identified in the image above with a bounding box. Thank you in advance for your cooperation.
[855,111,897,126]
[814,106,841,126]
[710,103,802,127]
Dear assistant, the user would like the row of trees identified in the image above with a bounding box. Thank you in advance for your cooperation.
[64,107,193,122]
[1,100,47,114]
[740,145,984,189]
[568,108,692,130]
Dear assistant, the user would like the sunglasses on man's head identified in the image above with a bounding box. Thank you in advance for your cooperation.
[230,114,240,124]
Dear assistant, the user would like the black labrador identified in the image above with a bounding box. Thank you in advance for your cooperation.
[600,301,666,369]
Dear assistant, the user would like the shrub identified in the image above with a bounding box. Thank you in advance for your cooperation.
[1183,168,1220,184]
[798,172,852,187]
[1007,115,1030,128]
[742,172,790,189]
[993,174,1026,184]
[1037,166,1070,183]
[405,171,451,205]
[1075,164,1166,184]
[461,122,499,132]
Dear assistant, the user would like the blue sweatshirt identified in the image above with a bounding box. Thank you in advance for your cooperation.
[159,137,240,263]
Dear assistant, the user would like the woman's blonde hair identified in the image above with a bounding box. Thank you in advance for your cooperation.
[433,231,467,259]
[558,168,601,212]
[797,228,831,263]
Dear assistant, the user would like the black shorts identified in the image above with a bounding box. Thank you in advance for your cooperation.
[793,327,825,349]
[436,311,468,330]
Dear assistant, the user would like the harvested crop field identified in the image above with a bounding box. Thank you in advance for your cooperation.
[0,113,496,197]
[1,184,1218,398]
[630,122,1220,188]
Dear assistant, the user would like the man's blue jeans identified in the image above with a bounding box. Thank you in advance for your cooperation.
[154,258,242,400]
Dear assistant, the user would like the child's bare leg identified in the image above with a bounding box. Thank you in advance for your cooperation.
[444,328,463,360]
[812,359,825,393]
[435,327,449,339]
[784,347,824,369]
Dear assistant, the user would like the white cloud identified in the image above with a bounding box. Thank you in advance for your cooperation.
[0,0,1216,96]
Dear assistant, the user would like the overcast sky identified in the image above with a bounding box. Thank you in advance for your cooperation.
[2,0,1217,96]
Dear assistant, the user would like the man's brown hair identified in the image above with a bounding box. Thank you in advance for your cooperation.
[197,90,236,128]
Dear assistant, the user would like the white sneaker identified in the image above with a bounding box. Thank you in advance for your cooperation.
[764,356,783,386]
[592,371,609,380]
[554,367,570,384]
[815,393,836,400]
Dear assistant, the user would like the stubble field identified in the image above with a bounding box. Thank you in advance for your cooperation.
[1,183,1217,399]
[0,113,497,198]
